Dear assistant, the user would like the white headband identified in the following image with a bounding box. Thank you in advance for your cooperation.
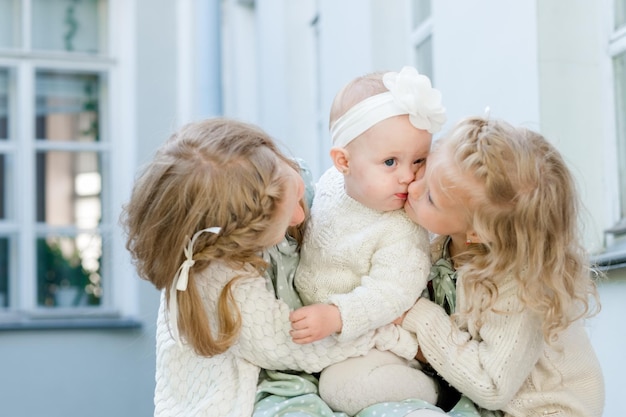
[330,66,447,148]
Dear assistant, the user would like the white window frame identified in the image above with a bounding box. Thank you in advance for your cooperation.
[607,0,626,242]
[408,0,434,81]
[0,0,137,325]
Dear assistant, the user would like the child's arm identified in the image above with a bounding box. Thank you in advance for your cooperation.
[402,280,544,410]
[231,274,412,374]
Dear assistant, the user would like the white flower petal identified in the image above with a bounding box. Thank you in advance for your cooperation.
[383,66,446,133]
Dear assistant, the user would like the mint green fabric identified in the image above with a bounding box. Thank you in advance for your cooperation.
[263,235,304,310]
[429,256,457,315]
[254,370,348,417]
[428,236,457,315]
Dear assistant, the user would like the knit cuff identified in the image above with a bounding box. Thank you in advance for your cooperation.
[401,297,440,334]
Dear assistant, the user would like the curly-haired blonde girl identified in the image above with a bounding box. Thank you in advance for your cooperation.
[402,116,604,417]
[121,118,409,417]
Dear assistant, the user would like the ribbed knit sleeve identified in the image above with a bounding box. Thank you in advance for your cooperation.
[402,278,544,411]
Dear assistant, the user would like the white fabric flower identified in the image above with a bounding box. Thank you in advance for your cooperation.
[382,66,447,133]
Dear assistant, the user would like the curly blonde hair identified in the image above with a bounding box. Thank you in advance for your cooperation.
[121,118,302,356]
[436,117,600,343]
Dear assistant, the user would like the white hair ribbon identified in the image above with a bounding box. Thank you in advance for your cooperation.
[330,66,446,148]
[168,226,221,346]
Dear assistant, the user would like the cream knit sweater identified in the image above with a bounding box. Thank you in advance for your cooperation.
[402,271,605,417]
[153,261,411,417]
[295,168,431,343]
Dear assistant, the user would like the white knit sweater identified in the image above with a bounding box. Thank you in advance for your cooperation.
[295,168,431,343]
[402,270,605,417]
[153,261,410,417]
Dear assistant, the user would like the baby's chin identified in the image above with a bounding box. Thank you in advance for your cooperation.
[378,200,407,213]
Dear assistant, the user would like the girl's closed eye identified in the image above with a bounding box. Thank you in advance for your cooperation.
[414,157,426,165]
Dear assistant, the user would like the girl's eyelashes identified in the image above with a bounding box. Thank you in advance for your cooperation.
[414,157,426,165]
[427,192,435,206]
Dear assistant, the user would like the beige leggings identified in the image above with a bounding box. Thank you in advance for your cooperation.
[319,349,439,416]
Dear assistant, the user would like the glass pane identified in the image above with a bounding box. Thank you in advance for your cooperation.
[616,0,626,29]
[0,68,8,140]
[37,234,102,307]
[36,151,102,227]
[415,36,433,81]
[31,0,103,53]
[36,71,100,142]
[0,237,8,308]
[614,51,626,219]
[0,0,19,49]
[412,0,431,28]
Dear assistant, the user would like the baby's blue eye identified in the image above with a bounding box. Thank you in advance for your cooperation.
[384,159,396,167]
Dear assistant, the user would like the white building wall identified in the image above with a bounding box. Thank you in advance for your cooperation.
[222,1,259,123]
[433,0,540,130]
[537,0,611,253]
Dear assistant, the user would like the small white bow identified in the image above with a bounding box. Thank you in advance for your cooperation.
[168,226,221,345]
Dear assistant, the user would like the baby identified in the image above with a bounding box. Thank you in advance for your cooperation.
[290,66,447,415]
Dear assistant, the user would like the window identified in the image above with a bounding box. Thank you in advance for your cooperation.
[410,0,433,80]
[608,0,626,242]
[35,70,104,308]
[0,0,128,320]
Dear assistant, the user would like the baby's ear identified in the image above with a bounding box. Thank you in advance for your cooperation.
[330,147,350,174]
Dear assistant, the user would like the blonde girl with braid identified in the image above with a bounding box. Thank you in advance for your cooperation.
[122,118,412,417]
[401,116,604,416]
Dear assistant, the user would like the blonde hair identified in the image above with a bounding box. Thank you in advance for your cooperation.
[121,118,301,356]
[329,71,388,128]
[436,117,600,343]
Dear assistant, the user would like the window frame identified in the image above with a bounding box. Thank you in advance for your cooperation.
[609,3,626,228]
[408,0,434,81]
[0,0,139,326]
[595,0,626,270]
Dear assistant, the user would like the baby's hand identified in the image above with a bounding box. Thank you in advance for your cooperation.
[289,304,342,344]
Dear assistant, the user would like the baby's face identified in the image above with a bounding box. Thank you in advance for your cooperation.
[343,115,431,212]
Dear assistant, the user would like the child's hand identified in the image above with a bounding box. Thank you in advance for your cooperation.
[289,304,342,344]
